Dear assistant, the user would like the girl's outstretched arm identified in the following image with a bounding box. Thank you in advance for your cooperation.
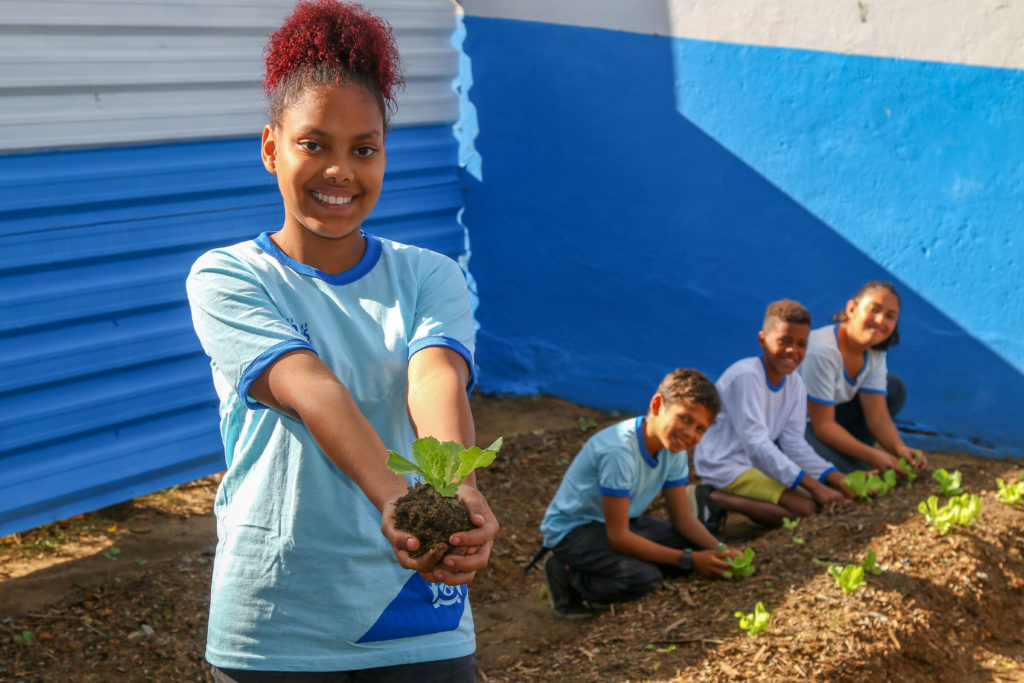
[407,346,500,586]
[859,392,928,471]
[807,401,900,472]
[248,348,445,572]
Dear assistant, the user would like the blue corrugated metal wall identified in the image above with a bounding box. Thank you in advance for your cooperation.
[0,124,464,536]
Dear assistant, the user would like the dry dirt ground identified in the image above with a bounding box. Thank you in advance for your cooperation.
[2,394,1024,682]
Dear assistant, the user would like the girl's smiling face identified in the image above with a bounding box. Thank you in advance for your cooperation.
[845,288,901,348]
[261,82,385,268]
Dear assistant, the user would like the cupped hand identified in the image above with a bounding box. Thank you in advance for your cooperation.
[693,549,733,578]
[427,484,500,586]
[900,447,929,472]
[871,449,901,473]
[380,495,448,577]
[813,484,848,508]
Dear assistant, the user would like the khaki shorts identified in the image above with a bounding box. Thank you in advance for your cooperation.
[722,468,787,504]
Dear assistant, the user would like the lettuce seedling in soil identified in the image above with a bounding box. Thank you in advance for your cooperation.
[897,457,918,484]
[918,493,980,535]
[722,547,755,579]
[861,550,882,576]
[996,478,1024,505]
[932,468,964,496]
[735,601,771,636]
[387,436,502,567]
[828,563,866,595]
[845,471,880,500]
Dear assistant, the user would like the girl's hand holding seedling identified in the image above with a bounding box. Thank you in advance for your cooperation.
[807,480,848,507]
[433,481,500,584]
[825,470,857,500]
[899,446,928,472]
[867,449,901,474]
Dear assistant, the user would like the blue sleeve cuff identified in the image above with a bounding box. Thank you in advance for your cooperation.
[790,469,806,489]
[600,487,630,498]
[239,339,317,410]
[819,466,839,483]
[859,388,888,395]
[408,335,477,394]
[807,394,835,405]
[663,477,689,489]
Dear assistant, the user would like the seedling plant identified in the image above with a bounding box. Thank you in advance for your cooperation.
[918,493,981,535]
[996,477,1024,505]
[932,469,964,496]
[735,602,771,636]
[828,563,866,595]
[722,547,755,579]
[387,436,502,568]
[782,517,804,544]
[896,457,918,484]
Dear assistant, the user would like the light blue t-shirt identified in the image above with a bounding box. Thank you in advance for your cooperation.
[540,417,689,548]
[185,232,477,672]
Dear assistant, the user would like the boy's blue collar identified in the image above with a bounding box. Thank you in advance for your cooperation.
[634,416,660,468]
[758,355,786,392]
[255,231,382,284]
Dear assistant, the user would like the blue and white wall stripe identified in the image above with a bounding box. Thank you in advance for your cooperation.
[0,0,469,536]
[458,0,1024,456]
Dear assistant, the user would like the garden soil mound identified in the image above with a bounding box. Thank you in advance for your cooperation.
[2,395,1023,682]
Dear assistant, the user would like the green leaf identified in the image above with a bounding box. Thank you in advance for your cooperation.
[829,563,866,594]
[736,602,771,636]
[781,517,800,531]
[861,550,882,575]
[897,457,918,484]
[724,548,755,579]
[386,451,425,477]
[996,477,1024,505]
[932,468,964,496]
[845,470,872,500]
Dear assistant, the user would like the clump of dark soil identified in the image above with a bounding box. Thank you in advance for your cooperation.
[393,482,473,562]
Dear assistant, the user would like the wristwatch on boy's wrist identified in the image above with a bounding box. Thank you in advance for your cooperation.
[677,548,693,573]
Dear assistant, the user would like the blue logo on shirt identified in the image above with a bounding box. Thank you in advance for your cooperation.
[286,317,311,343]
[356,575,467,643]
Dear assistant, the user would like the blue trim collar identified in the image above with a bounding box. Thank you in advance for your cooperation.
[834,324,867,386]
[255,231,382,285]
[634,416,659,468]
[759,355,786,392]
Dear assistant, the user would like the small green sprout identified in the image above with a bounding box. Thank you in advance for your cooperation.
[103,546,121,561]
[897,457,918,484]
[828,563,866,595]
[781,517,800,531]
[577,417,597,432]
[134,557,148,567]
[792,536,805,545]
[722,547,755,579]
[861,550,882,575]
[996,478,1024,505]
[735,602,771,636]
[645,643,677,653]
[13,630,33,646]
[387,436,502,497]
[932,468,964,496]
[918,493,981,534]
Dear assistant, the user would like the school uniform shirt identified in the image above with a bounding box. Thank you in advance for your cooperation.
[798,324,889,406]
[540,417,689,549]
[186,232,476,672]
[694,356,837,490]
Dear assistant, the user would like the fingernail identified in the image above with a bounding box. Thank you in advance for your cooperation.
[445,558,455,567]
[450,536,461,545]
[405,538,416,550]
[474,514,485,524]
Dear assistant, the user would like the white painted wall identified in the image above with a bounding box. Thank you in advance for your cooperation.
[460,0,1024,69]
[0,0,460,152]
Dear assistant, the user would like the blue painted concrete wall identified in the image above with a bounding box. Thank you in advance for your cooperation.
[460,17,1024,456]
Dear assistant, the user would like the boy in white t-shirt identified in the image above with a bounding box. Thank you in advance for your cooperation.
[693,301,851,528]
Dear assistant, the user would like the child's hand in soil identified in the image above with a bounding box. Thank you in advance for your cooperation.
[693,549,733,579]
[429,483,500,586]
[380,496,449,576]
[900,447,928,473]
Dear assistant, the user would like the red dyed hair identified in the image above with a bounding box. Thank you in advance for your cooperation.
[264,0,404,124]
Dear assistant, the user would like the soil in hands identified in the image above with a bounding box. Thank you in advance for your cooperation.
[393,482,473,562]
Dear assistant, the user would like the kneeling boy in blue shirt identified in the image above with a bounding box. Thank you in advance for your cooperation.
[693,300,852,529]
[538,369,738,619]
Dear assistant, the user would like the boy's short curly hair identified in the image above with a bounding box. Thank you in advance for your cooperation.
[763,299,811,332]
[263,0,404,127]
[656,368,721,417]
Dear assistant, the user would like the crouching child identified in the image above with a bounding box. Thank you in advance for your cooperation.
[693,299,852,529]
[537,369,738,619]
